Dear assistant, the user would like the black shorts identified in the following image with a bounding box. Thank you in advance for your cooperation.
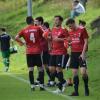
[70,52,87,69]
[26,54,42,67]
[42,51,50,65]
[49,54,69,68]
[62,54,69,69]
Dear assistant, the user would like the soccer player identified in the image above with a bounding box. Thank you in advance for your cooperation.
[42,22,53,86]
[0,28,13,72]
[66,18,89,96]
[15,16,45,91]
[79,20,86,28]
[34,17,50,86]
[49,15,69,93]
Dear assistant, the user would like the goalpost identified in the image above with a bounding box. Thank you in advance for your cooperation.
[27,0,32,16]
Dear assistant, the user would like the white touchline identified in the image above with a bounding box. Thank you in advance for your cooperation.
[5,72,77,100]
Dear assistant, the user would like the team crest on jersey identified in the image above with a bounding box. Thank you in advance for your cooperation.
[73,32,81,38]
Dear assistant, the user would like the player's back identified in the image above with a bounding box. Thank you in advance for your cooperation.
[0,33,10,51]
[19,25,43,54]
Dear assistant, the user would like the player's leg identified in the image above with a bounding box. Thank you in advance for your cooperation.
[56,55,67,92]
[38,67,45,90]
[2,50,10,72]
[63,54,69,69]
[71,69,79,96]
[80,58,89,96]
[43,51,51,84]
[70,52,80,96]
[63,54,73,86]
[34,52,44,86]
[26,54,35,91]
[28,67,35,91]
[36,54,45,90]
[48,55,56,86]
[52,55,67,93]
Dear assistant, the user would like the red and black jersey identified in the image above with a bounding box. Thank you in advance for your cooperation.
[43,28,52,53]
[69,27,89,52]
[43,28,51,39]
[50,27,69,55]
[39,26,48,52]
[18,25,43,54]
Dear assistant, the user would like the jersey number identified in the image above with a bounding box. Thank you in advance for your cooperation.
[30,33,35,43]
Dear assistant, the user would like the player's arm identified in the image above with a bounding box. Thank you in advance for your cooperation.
[10,37,14,46]
[53,28,69,42]
[53,34,66,42]
[53,35,67,42]
[53,36,65,42]
[81,38,88,60]
[43,31,49,40]
[15,35,25,46]
[80,29,89,60]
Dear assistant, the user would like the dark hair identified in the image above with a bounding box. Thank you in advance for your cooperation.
[79,20,86,26]
[26,16,33,25]
[74,0,79,3]
[54,15,63,22]
[66,18,75,25]
[43,22,49,28]
[35,16,44,25]
[1,28,6,32]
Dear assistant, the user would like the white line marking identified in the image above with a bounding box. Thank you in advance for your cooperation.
[6,72,29,84]
[5,72,76,100]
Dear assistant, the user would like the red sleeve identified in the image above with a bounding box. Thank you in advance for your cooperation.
[43,31,48,39]
[43,29,51,39]
[81,28,89,39]
[38,27,44,37]
[64,39,69,48]
[18,29,24,37]
[63,28,69,38]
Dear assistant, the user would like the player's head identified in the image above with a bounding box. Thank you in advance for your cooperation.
[66,18,76,29]
[79,20,86,27]
[26,16,34,25]
[73,0,79,3]
[54,15,63,27]
[73,0,79,6]
[34,16,44,26]
[43,22,49,30]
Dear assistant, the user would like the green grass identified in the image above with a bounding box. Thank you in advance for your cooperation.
[0,73,69,100]
[0,0,71,35]
[0,0,100,100]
